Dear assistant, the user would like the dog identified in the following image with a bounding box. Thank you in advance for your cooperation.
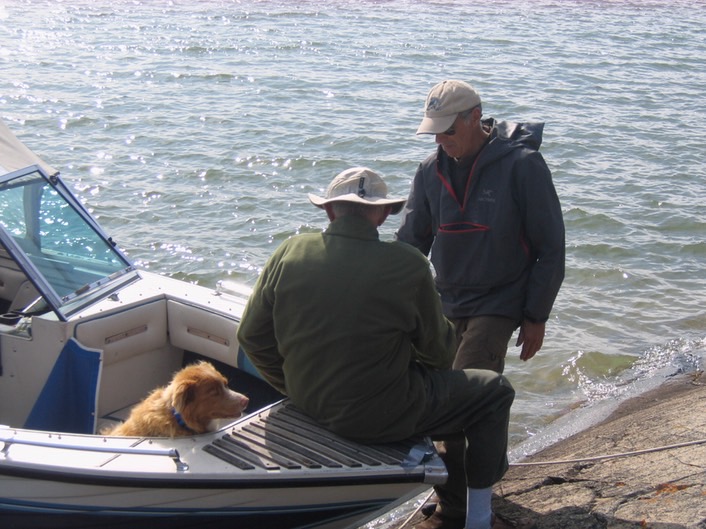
[103,361,249,437]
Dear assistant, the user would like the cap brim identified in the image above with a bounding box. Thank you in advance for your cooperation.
[416,114,457,135]
[308,193,406,215]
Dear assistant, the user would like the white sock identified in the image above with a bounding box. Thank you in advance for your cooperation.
[465,486,493,529]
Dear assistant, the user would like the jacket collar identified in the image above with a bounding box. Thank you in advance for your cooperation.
[325,215,380,241]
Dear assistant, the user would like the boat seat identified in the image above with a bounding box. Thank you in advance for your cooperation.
[96,403,134,434]
[74,299,170,366]
[73,299,182,420]
[167,300,240,367]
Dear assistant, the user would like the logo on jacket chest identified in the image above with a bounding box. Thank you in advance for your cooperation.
[478,188,496,204]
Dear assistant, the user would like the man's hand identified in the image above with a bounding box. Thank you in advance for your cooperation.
[516,320,545,361]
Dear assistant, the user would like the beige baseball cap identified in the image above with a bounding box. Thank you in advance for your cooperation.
[417,80,482,135]
[308,167,406,215]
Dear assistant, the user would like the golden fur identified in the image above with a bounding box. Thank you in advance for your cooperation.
[103,361,249,437]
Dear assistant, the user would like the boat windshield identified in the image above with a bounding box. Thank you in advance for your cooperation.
[0,166,136,319]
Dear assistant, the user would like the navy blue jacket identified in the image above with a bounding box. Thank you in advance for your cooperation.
[396,119,565,323]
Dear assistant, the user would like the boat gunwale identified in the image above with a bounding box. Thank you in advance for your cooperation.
[0,460,428,488]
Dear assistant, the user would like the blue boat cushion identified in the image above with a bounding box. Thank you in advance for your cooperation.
[24,338,101,434]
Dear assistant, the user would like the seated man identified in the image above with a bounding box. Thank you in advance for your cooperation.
[237,167,515,529]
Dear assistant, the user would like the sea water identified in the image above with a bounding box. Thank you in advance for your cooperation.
[1,0,705,454]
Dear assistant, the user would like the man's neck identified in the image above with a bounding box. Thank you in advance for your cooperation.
[455,128,491,164]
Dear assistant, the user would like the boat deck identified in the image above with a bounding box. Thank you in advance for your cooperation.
[205,403,434,474]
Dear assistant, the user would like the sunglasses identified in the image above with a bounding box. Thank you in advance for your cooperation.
[440,123,458,136]
[438,106,479,136]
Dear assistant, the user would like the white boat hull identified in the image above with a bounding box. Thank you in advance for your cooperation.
[1,401,443,529]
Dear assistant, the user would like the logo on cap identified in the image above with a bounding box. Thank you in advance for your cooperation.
[357,177,366,197]
[426,97,443,112]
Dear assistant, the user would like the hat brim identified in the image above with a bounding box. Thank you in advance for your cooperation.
[308,193,406,215]
[416,114,457,135]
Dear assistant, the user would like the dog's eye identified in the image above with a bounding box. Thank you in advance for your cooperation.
[208,385,224,397]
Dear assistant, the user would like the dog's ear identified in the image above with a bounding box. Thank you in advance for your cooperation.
[172,380,197,411]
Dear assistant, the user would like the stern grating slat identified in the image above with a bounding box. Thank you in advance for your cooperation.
[212,436,281,470]
[240,424,340,468]
[202,402,433,474]
[202,443,256,470]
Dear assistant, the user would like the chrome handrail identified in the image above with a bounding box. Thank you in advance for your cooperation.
[0,434,188,471]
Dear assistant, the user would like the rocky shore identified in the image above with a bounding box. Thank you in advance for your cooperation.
[492,371,706,529]
[364,371,705,529]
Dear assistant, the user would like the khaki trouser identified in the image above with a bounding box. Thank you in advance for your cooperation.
[433,316,518,519]
[452,316,519,373]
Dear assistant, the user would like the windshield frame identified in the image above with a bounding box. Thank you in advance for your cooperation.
[0,165,139,321]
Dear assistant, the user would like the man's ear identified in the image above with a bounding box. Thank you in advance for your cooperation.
[378,205,392,226]
[323,204,336,221]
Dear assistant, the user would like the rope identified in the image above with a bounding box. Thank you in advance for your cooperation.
[511,437,706,467]
[397,488,435,529]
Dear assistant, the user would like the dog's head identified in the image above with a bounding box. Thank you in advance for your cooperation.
[169,361,249,433]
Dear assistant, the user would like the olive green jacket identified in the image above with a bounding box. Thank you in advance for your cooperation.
[237,215,455,442]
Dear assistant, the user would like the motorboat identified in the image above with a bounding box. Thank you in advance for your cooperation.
[0,118,445,529]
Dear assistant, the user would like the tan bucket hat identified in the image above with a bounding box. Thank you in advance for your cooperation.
[308,167,406,215]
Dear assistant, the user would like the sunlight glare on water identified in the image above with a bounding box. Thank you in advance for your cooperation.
[1,0,705,453]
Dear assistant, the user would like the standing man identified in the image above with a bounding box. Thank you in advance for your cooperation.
[237,167,516,529]
[397,79,565,373]
[396,80,565,527]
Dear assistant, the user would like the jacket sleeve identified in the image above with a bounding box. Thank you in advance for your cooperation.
[515,151,565,322]
[236,254,287,394]
[395,162,435,256]
[411,264,456,370]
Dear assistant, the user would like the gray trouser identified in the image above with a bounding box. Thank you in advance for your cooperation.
[432,316,518,518]
[415,368,514,500]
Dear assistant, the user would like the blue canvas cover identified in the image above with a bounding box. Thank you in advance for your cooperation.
[237,345,261,377]
[24,338,101,434]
